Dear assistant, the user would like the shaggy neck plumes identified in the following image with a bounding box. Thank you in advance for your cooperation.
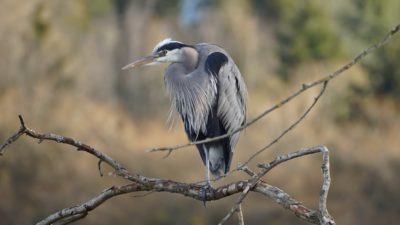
[179,47,199,73]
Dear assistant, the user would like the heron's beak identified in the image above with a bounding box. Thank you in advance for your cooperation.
[122,55,157,70]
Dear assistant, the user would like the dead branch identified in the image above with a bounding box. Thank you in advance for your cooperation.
[240,81,327,167]
[0,115,25,155]
[219,146,334,225]
[1,116,333,225]
[236,204,245,225]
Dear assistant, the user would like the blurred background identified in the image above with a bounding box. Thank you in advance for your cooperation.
[0,0,399,224]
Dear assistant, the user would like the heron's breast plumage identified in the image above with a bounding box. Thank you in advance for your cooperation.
[164,64,218,137]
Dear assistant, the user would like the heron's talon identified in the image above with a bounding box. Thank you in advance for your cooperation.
[200,183,213,207]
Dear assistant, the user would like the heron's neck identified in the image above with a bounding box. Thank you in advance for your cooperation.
[179,47,199,72]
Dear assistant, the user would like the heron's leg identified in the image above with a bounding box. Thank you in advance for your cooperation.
[204,147,211,186]
[200,146,212,206]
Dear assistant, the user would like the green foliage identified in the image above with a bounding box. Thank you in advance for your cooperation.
[341,0,400,98]
[365,40,400,98]
[66,0,114,30]
[87,0,114,17]
[278,11,340,65]
[154,0,180,16]
[33,3,49,40]
[252,0,342,79]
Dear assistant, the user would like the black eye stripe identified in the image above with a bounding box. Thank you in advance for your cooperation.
[156,42,190,52]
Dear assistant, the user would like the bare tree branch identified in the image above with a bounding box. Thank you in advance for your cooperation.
[237,204,245,225]
[318,147,334,225]
[36,184,143,225]
[240,81,327,167]
[219,146,334,225]
[148,24,400,155]
[0,115,153,186]
[0,115,26,155]
[218,183,251,225]
[1,117,333,224]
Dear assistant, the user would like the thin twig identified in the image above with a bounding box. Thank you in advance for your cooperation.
[240,81,328,167]
[98,159,104,177]
[237,204,245,225]
[218,184,252,225]
[318,147,335,225]
[0,115,26,155]
[0,115,155,185]
[148,24,400,154]
[238,165,256,178]
[208,81,327,183]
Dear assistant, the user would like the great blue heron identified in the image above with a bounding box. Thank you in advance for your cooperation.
[123,38,247,186]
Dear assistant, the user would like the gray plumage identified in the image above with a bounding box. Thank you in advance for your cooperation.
[123,38,247,181]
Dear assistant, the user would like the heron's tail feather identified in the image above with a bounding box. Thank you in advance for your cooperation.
[206,145,226,178]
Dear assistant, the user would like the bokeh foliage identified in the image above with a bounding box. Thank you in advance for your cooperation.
[253,0,342,78]
[340,0,400,98]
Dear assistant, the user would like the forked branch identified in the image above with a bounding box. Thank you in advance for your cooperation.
[219,146,334,225]
[1,116,333,225]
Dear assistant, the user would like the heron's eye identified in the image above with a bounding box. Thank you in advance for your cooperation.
[159,49,168,56]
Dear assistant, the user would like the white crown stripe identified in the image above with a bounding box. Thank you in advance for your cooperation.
[152,38,183,53]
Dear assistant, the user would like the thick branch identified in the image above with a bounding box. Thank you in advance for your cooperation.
[37,176,319,225]
[1,118,333,224]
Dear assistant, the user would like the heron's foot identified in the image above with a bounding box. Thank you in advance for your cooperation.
[199,182,213,207]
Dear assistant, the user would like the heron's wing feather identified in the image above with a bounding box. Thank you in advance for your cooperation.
[205,52,247,146]
[204,50,247,171]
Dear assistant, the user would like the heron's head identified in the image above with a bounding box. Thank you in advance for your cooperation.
[122,38,194,70]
